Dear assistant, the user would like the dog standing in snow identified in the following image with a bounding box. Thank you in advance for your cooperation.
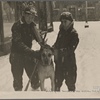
[37,44,55,91]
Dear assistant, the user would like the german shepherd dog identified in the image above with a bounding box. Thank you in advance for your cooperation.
[37,44,55,91]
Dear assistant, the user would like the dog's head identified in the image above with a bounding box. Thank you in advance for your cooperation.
[40,44,54,66]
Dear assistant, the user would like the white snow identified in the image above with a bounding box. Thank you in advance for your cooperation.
[0,21,100,98]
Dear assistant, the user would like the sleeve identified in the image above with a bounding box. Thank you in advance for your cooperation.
[11,23,34,55]
[31,22,43,44]
[70,30,79,51]
[53,24,63,48]
[53,31,61,48]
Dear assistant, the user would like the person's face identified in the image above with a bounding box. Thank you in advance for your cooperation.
[24,14,34,24]
[61,19,71,30]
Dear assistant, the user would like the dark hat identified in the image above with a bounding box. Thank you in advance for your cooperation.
[60,12,73,22]
[24,7,37,16]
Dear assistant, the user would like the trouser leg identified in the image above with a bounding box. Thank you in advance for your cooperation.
[10,53,24,91]
[65,68,77,91]
[24,57,39,89]
[54,51,64,91]
[55,63,64,91]
[64,54,77,92]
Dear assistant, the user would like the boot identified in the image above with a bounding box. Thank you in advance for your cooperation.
[68,86,75,92]
[14,87,22,91]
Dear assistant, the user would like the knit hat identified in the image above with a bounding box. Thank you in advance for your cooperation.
[60,12,73,22]
[24,7,37,16]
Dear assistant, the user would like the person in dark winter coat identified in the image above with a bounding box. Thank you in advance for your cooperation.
[53,12,79,92]
[9,7,43,91]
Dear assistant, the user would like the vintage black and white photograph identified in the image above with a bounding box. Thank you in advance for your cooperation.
[0,0,100,98]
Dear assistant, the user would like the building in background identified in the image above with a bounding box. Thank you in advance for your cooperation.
[95,1,100,21]
[53,1,100,21]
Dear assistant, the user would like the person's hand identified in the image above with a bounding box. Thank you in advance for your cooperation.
[31,50,41,60]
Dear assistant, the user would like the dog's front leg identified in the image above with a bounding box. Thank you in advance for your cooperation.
[50,75,55,91]
[40,79,45,91]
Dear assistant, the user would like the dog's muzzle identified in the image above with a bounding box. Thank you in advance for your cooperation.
[41,53,52,66]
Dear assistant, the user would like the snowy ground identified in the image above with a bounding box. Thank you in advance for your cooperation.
[0,21,100,98]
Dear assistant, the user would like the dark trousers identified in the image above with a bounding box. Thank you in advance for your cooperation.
[55,50,77,91]
[9,53,39,91]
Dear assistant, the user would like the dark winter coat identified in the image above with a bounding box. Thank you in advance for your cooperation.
[11,16,38,55]
[54,23,79,54]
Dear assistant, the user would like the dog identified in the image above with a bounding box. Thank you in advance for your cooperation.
[37,44,55,91]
